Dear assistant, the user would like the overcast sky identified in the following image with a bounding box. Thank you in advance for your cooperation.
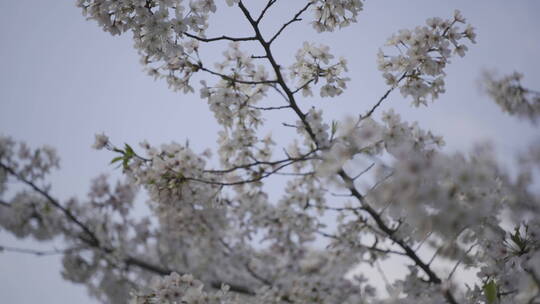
[1,1,539,303]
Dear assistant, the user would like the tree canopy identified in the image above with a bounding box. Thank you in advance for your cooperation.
[1,1,540,303]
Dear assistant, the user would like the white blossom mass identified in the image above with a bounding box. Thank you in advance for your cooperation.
[1,1,540,303]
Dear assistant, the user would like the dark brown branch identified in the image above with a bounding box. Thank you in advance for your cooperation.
[292,78,316,95]
[282,122,299,129]
[204,149,316,174]
[197,64,278,85]
[337,169,459,304]
[183,32,256,43]
[184,157,312,186]
[251,55,268,59]
[244,262,273,286]
[238,1,318,143]
[316,230,407,256]
[269,84,290,103]
[0,162,101,247]
[249,104,290,111]
[210,281,256,296]
[352,163,375,180]
[361,73,406,120]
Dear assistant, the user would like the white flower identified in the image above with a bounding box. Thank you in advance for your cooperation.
[378,12,474,106]
[92,133,109,150]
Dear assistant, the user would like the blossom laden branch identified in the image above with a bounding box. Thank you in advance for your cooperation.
[3,1,539,303]
[337,169,459,304]
[0,162,101,247]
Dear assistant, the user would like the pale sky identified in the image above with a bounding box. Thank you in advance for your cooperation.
[1,1,539,303]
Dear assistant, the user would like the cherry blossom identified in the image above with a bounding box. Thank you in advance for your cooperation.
[1,2,539,304]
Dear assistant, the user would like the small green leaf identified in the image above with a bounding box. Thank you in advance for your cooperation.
[331,120,338,137]
[43,204,51,214]
[110,156,123,164]
[124,143,134,157]
[484,280,498,304]
[123,157,130,170]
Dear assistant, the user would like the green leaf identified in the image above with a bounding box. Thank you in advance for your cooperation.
[123,157,130,170]
[124,143,134,157]
[110,156,123,164]
[484,280,498,304]
[43,204,51,214]
[331,120,338,137]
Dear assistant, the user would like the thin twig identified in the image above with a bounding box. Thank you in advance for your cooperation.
[0,245,84,256]
[249,104,290,111]
[198,64,278,85]
[269,2,313,44]
[352,163,375,180]
[256,0,277,24]
[447,243,477,280]
[361,73,406,120]
[183,32,256,43]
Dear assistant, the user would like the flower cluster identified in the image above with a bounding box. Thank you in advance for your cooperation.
[381,109,444,157]
[131,273,232,304]
[369,145,505,242]
[297,108,330,147]
[483,71,540,124]
[0,191,64,240]
[290,42,349,98]
[5,2,540,304]
[0,136,161,303]
[467,223,540,304]
[311,0,364,32]
[92,133,109,150]
[0,136,59,184]
[316,116,384,178]
[378,10,476,106]
[127,141,219,209]
[76,0,217,93]
[200,42,275,169]
[316,110,442,178]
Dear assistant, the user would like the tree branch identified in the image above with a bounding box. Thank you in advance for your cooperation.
[249,104,290,111]
[197,64,278,85]
[238,1,318,144]
[269,2,313,45]
[0,162,256,296]
[0,245,84,256]
[256,0,277,24]
[337,169,459,304]
[183,32,256,43]
[0,162,101,247]
[204,149,316,174]
[361,73,406,120]
[234,2,459,301]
